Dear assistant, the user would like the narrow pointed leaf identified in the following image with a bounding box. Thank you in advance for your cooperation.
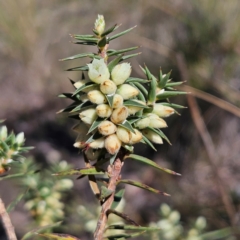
[156,91,187,100]
[109,25,137,41]
[200,227,235,240]
[125,77,149,83]
[88,117,105,134]
[72,34,95,38]
[60,53,94,61]
[122,144,134,152]
[165,81,183,87]
[99,186,113,201]
[118,120,135,134]
[107,224,160,231]
[110,152,118,165]
[108,46,139,57]
[53,167,105,176]
[159,70,171,88]
[146,127,171,145]
[38,233,81,240]
[105,94,114,108]
[73,35,98,42]
[98,36,108,48]
[108,55,123,72]
[72,83,98,96]
[66,65,88,71]
[111,188,125,209]
[131,82,148,97]
[161,102,187,109]
[123,100,148,108]
[121,52,141,61]
[107,209,139,226]
[73,41,97,46]
[141,135,157,151]
[105,231,146,240]
[101,24,120,37]
[118,179,170,196]
[144,65,152,80]
[21,222,62,240]
[124,154,181,176]
[7,188,28,212]
[148,75,157,104]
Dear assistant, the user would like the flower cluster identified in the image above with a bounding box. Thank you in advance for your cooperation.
[60,15,186,163]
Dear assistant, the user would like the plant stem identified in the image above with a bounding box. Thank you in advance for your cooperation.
[94,158,123,240]
[0,197,17,240]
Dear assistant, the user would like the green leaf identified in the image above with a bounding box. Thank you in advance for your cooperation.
[72,83,98,96]
[99,186,113,201]
[118,120,135,134]
[21,221,62,240]
[141,135,157,151]
[107,209,139,226]
[38,233,80,240]
[0,172,27,181]
[73,41,97,46]
[124,154,181,176]
[108,55,123,72]
[122,144,134,152]
[101,24,120,37]
[144,65,152,80]
[98,36,108,48]
[118,179,170,196]
[107,224,160,231]
[121,52,141,61]
[131,82,148,97]
[161,102,187,109]
[200,227,235,240]
[66,65,88,71]
[105,94,114,108]
[88,117,105,134]
[123,100,148,108]
[109,25,137,41]
[53,167,105,176]
[72,35,98,42]
[165,81,183,87]
[159,70,171,88]
[146,127,171,145]
[125,77,149,84]
[156,91,187,100]
[110,152,118,165]
[59,53,94,61]
[7,188,28,212]
[108,46,139,57]
[105,231,146,240]
[111,189,125,209]
[148,75,157,105]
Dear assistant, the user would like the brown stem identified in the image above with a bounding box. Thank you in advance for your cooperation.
[0,198,17,240]
[93,158,123,240]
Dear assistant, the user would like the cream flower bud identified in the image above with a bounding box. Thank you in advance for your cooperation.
[100,79,117,95]
[116,127,142,144]
[153,104,175,117]
[87,58,110,84]
[80,94,89,102]
[110,106,128,124]
[98,120,117,136]
[142,129,163,144]
[89,137,105,149]
[117,84,139,99]
[94,15,105,35]
[79,108,97,125]
[88,90,106,104]
[96,104,112,118]
[111,63,131,85]
[105,134,121,155]
[112,94,123,108]
[73,79,88,89]
[147,114,167,128]
[135,118,150,129]
[73,141,86,149]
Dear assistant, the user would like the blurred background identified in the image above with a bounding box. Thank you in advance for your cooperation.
[0,0,240,239]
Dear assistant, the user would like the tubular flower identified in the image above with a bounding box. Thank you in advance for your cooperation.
[111,63,132,85]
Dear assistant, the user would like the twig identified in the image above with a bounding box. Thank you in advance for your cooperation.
[0,197,17,240]
[94,158,123,240]
[176,52,237,226]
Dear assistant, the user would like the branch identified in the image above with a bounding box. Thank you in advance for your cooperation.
[94,158,123,240]
[0,197,17,240]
